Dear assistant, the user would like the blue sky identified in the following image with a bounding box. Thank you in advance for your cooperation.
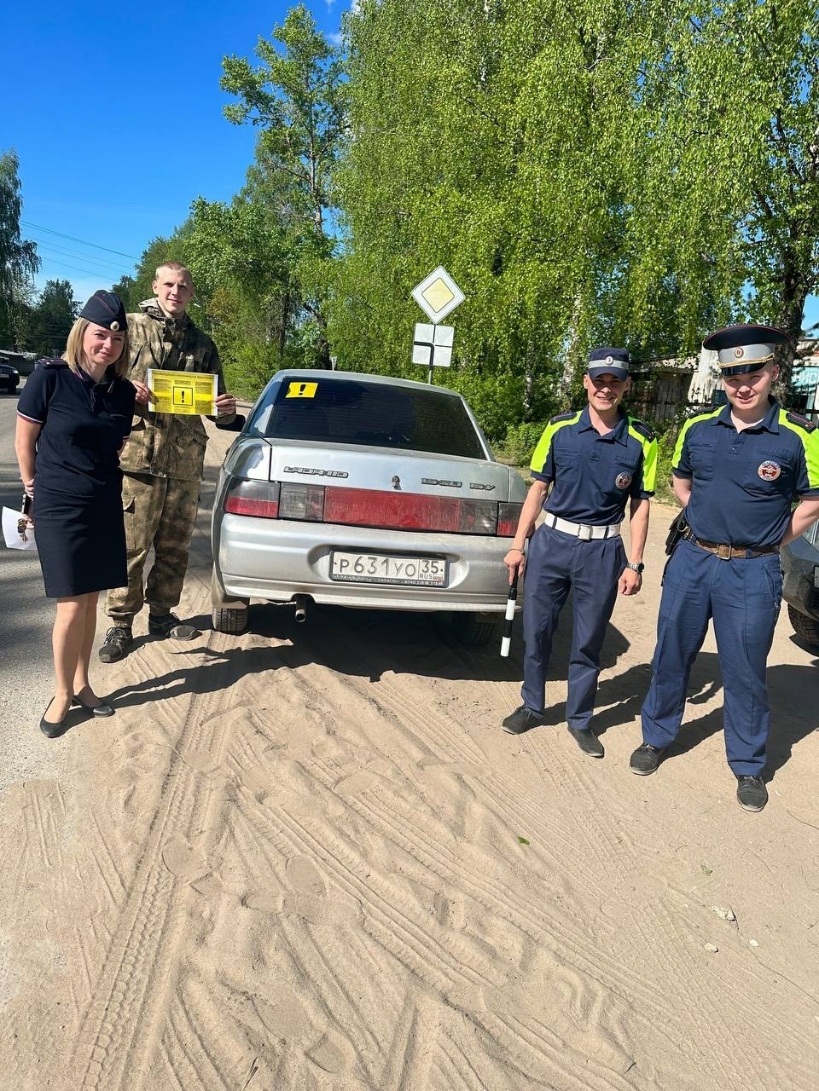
[2,0,344,306]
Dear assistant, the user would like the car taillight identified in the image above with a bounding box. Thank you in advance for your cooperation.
[225,481,521,537]
[322,488,498,533]
[497,502,523,537]
[224,479,280,518]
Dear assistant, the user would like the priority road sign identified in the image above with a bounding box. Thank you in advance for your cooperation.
[411,267,464,324]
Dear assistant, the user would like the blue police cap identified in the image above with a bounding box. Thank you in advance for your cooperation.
[587,347,630,381]
[79,290,127,333]
[703,323,790,377]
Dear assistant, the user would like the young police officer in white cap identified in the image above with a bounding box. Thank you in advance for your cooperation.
[503,348,658,756]
[632,324,819,811]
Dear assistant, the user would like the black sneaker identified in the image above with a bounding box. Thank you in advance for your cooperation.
[502,705,547,735]
[629,743,666,775]
[736,775,768,813]
[568,727,604,758]
[99,626,133,663]
[148,612,202,640]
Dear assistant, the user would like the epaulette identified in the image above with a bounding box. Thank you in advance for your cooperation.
[629,417,655,441]
[41,357,69,369]
[548,410,577,424]
[785,409,816,433]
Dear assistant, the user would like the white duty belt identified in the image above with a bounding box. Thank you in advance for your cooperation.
[543,511,621,540]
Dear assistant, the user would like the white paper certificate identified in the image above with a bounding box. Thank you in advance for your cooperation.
[2,507,37,551]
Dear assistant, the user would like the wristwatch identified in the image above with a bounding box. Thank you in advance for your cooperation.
[625,562,645,573]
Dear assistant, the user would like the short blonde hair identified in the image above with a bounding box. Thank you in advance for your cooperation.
[154,261,194,287]
[64,317,130,379]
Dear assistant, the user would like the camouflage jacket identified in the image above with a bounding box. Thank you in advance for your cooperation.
[119,299,235,481]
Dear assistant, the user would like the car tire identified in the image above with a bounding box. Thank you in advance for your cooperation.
[787,603,819,649]
[212,604,249,634]
[451,611,502,647]
[211,565,249,633]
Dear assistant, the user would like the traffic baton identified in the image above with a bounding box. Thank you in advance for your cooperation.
[500,572,518,657]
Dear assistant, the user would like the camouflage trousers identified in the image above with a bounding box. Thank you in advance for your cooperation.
[105,472,200,624]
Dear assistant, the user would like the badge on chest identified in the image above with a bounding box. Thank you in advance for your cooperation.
[757,460,781,481]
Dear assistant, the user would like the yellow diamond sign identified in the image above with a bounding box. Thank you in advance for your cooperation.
[412,266,464,323]
[422,278,455,313]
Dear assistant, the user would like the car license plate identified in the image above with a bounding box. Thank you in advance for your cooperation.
[330,551,447,586]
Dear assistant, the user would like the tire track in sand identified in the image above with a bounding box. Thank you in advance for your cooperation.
[324,667,817,1091]
[68,631,246,1090]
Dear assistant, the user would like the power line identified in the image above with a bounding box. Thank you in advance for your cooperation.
[35,241,130,276]
[32,254,125,282]
[21,220,139,261]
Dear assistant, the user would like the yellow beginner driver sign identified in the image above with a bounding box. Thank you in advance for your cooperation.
[147,369,218,415]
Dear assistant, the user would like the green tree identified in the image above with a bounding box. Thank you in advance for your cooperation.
[221,4,347,368]
[335,0,819,431]
[0,150,39,347]
[110,274,138,313]
[334,0,677,428]
[627,0,819,384]
[20,278,78,356]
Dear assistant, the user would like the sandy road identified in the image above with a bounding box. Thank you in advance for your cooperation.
[0,413,818,1091]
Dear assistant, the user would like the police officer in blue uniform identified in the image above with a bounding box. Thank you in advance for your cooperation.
[503,348,658,756]
[632,324,819,811]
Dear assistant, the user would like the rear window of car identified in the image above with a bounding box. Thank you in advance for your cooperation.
[245,377,487,460]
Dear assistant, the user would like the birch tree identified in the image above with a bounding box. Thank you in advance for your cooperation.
[0,150,39,348]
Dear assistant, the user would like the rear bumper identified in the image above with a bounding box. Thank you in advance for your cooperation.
[214,514,516,613]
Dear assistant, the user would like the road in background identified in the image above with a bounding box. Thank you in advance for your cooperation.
[0,382,72,785]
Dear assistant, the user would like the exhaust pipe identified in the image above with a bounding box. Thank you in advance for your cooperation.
[293,595,308,623]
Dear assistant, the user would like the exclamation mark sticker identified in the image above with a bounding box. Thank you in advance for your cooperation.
[286,381,318,398]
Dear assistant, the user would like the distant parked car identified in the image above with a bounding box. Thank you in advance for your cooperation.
[0,361,19,394]
[781,518,819,648]
[210,370,528,644]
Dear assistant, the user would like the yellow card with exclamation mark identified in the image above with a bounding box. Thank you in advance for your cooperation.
[285,381,318,398]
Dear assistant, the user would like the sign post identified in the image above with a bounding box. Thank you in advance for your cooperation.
[411,267,464,383]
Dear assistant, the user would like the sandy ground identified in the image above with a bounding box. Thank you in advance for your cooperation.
[1,421,818,1091]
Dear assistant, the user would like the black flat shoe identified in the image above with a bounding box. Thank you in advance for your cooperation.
[568,727,604,758]
[502,705,547,735]
[72,697,115,718]
[40,699,69,739]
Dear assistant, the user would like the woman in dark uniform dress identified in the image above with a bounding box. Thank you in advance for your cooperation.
[15,291,136,737]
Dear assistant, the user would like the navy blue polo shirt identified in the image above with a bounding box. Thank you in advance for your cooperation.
[673,399,819,548]
[529,407,657,525]
[18,361,136,496]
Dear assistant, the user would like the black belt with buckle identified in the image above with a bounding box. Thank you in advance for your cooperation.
[692,537,779,560]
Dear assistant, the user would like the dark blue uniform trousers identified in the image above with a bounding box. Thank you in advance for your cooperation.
[522,524,626,728]
[641,539,783,775]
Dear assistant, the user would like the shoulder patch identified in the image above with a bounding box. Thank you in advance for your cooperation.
[785,410,816,433]
[686,406,723,426]
[548,410,576,424]
[628,417,655,441]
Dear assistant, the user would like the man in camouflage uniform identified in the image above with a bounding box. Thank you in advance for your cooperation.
[100,262,239,662]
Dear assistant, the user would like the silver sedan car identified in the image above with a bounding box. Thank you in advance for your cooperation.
[210,370,527,644]
[781,517,819,648]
